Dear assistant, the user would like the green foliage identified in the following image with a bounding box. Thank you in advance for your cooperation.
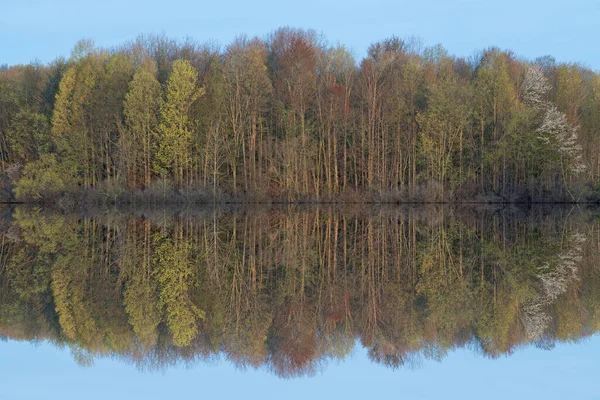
[6,111,52,162]
[14,154,74,201]
[418,76,470,196]
[156,59,204,185]
[155,233,205,347]
[122,59,162,187]
[50,58,98,186]
[123,272,161,350]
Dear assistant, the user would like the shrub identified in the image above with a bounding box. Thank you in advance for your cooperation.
[14,155,74,201]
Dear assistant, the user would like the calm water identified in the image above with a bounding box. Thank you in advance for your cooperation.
[1,205,599,398]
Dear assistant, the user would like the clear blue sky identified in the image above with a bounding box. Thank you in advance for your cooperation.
[1,0,600,69]
[1,337,599,399]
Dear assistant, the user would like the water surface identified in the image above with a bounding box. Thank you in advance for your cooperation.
[1,205,599,397]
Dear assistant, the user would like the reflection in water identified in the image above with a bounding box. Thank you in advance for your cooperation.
[0,206,599,377]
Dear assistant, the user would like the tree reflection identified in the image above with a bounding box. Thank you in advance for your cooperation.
[0,206,598,377]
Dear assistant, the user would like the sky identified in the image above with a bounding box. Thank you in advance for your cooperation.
[1,337,599,399]
[1,0,600,69]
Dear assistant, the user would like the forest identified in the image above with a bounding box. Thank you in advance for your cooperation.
[1,28,600,203]
[0,206,598,377]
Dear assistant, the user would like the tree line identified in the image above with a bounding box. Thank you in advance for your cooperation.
[1,29,600,202]
[0,206,598,376]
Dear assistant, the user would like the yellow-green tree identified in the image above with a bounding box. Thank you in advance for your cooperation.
[418,75,470,199]
[156,59,204,187]
[122,59,162,188]
[155,233,205,347]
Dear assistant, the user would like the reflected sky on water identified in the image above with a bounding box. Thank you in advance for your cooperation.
[1,335,599,399]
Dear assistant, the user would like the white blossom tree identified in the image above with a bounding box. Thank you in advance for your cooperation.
[522,65,551,110]
[522,233,585,341]
[521,65,586,186]
[537,106,585,174]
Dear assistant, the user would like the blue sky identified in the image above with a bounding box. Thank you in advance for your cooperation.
[1,337,599,399]
[1,0,600,69]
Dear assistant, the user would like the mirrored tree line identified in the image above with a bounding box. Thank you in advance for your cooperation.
[1,29,600,202]
[1,206,599,377]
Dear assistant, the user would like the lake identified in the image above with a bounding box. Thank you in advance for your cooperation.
[1,205,599,398]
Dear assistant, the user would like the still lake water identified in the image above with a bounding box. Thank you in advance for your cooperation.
[1,205,599,398]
